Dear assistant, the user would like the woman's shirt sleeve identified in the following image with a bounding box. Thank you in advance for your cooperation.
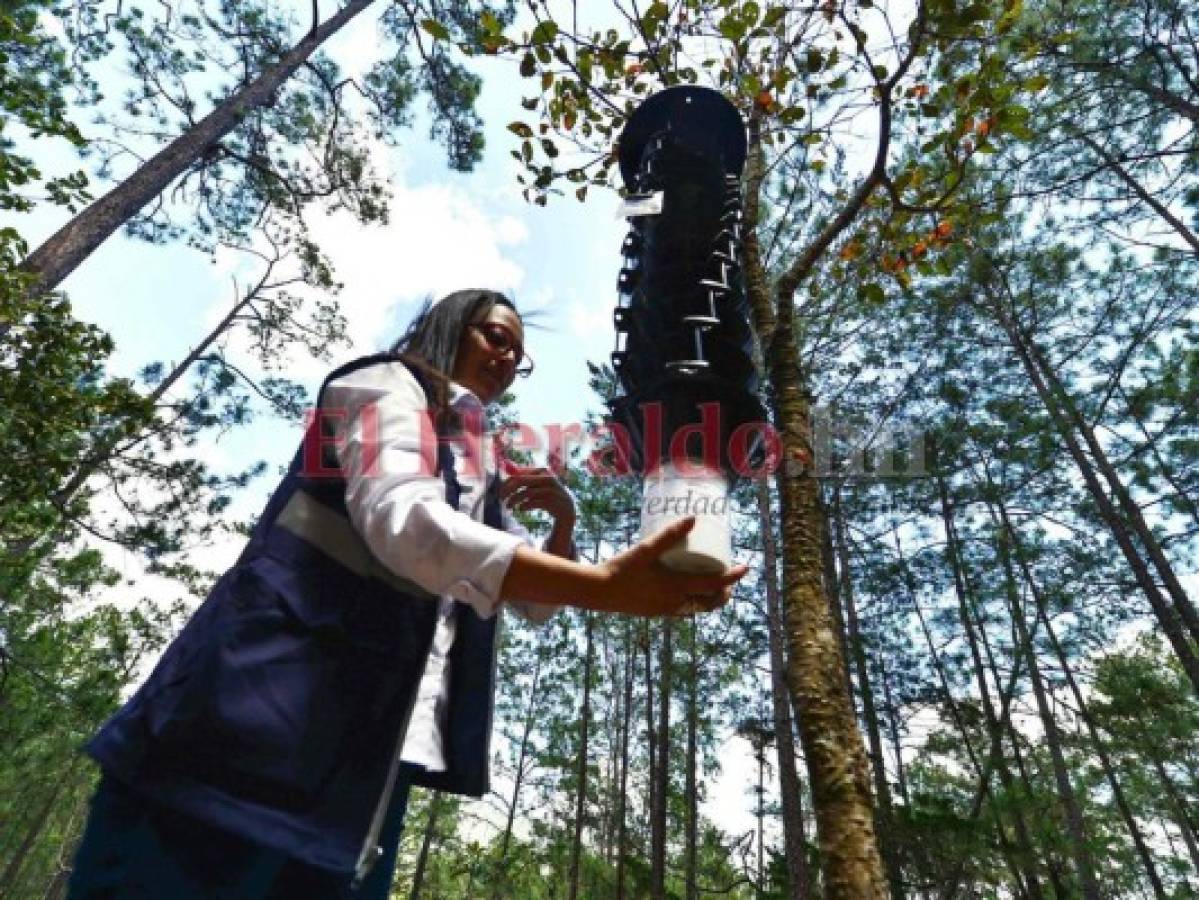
[322,362,523,619]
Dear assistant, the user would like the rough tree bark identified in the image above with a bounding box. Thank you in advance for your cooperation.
[740,97,888,895]
[830,488,904,898]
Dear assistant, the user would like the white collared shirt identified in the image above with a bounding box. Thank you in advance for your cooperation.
[323,362,556,771]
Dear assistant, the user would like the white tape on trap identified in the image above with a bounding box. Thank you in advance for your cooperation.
[640,461,732,574]
[617,191,664,218]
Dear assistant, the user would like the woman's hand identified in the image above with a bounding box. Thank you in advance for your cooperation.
[598,518,748,617]
[498,467,576,528]
[500,518,747,618]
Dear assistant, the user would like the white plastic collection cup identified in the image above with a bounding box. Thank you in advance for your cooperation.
[640,460,732,574]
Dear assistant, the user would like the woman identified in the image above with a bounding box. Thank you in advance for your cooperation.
[69,289,746,898]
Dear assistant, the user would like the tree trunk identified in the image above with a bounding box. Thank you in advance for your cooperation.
[831,488,904,898]
[936,471,1047,899]
[684,623,699,900]
[820,508,857,709]
[879,663,908,808]
[993,302,1199,690]
[490,653,544,900]
[0,778,67,900]
[643,622,658,895]
[408,793,441,900]
[765,328,887,897]
[897,521,1036,899]
[567,613,595,900]
[994,499,1166,897]
[18,0,379,296]
[1152,756,1199,875]
[650,620,673,899]
[756,478,813,899]
[990,503,1102,900]
[616,622,635,900]
[742,100,885,899]
[1022,326,1199,638]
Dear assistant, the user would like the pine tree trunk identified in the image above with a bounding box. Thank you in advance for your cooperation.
[17,0,379,296]
[991,506,1102,900]
[408,793,441,900]
[684,623,699,900]
[899,524,1036,899]
[993,305,1199,689]
[820,510,857,709]
[879,663,908,808]
[616,623,635,900]
[0,779,67,899]
[490,654,544,900]
[831,488,904,898]
[756,478,813,899]
[1152,756,1199,875]
[567,613,595,900]
[994,498,1167,898]
[1022,330,1199,639]
[766,335,887,897]
[650,621,673,899]
[742,104,886,899]
[935,473,1048,899]
[643,623,658,896]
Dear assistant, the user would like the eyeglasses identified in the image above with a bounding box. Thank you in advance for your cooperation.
[468,322,534,377]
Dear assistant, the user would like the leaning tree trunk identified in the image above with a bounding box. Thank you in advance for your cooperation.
[989,299,1199,691]
[1021,325,1199,637]
[17,0,378,297]
[755,479,813,899]
[989,503,1102,900]
[995,499,1167,898]
[935,472,1048,898]
[0,780,66,900]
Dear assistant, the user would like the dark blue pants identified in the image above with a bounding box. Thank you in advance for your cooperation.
[66,771,414,899]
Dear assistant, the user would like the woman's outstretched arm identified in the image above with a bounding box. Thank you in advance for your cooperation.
[500,517,747,617]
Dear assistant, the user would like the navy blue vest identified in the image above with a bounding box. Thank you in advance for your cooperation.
[86,355,502,874]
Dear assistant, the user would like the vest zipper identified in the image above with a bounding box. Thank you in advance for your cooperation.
[351,673,423,889]
[355,439,460,888]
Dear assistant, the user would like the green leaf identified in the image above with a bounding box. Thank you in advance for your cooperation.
[507,122,535,138]
[718,14,746,41]
[520,52,536,77]
[861,283,885,305]
[420,19,450,40]
[762,6,787,28]
[531,20,559,45]
[480,11,502,34]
